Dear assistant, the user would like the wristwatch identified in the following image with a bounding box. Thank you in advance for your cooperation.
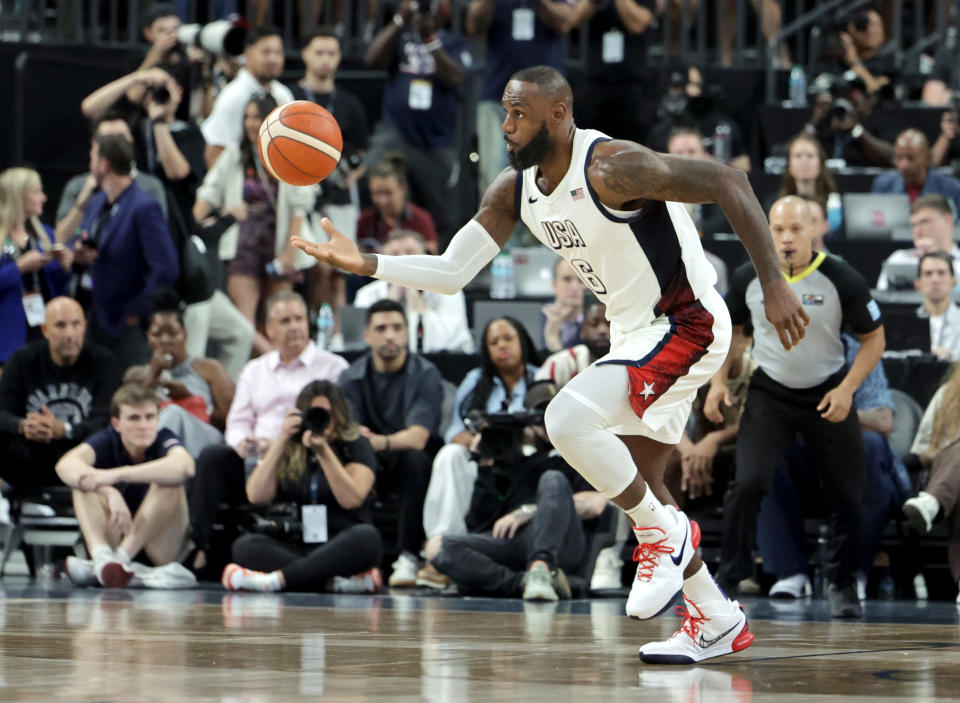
[517,504,536,517]
[851,124,864,140]
[63,420,73,439]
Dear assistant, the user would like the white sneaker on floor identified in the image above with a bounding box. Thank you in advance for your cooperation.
[590,546,624,592]
[93,551,134,589]
[331,567,383,594]
[903,492,940,534]
[626,510,693,619]
[65,556,98,587]
[857,572,867,602]
[769,573,811,599]
[388,552,419,587]
[956,580,960,605]
[522,562,558,601]
[130,562,198,590]
[639,597,754,664]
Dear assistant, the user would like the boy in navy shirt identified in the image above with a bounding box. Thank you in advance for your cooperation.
[56,383,194,587]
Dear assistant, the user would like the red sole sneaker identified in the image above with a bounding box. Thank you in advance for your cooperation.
[691,519,701,551]
[99,562,134,588]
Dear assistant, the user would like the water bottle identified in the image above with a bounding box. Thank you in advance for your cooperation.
[712,123,732,164]
[826,191,843,235]
[501,252,516,299]
[491,252,512,299]
[315,303,334,348]
[789,65,807,107]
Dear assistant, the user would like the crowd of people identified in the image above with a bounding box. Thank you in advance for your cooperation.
[1,1,960,610]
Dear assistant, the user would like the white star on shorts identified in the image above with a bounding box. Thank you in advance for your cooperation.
[639,381,656,401]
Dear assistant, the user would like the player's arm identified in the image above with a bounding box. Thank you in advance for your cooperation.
[588,141,808,349]
[291,168,518,295]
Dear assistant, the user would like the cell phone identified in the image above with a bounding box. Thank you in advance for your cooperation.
[81,239,98,250]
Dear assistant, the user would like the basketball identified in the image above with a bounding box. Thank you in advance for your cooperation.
[257,100,343,186]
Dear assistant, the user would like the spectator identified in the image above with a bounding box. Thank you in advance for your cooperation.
[420,316,541,588]
[427,382,606,600]
[536,300,610,388]
[466,0,584,194]
[124,288,234,457]
[0,168,72,365]
[757,333,907,600]
[707,196,885,618]
[719,0,788,68]
[355,153,438,254]
[221,380,383,593]
[876,194,960,290]
[353,229,472,353]
[79,133,180,369]
[0,297,121,487]
[873,129,960,208]
[542,258,586,353]
[291,27,370,324]
[338,298,444,587]
[647,66,750,171]
[779,133,838,203]
[932,105,960,168]
[902,364,960,603]
[81,63,253,380]
[189,291,347,578]
[838,6,896,95]
[665,125,732,241]
[136,3,183,73]
[364,0,472,245]
[201,25,293,168]
[193,93,316,356]
[798,194,831,251]
[56,383,195,588]
[804,74,894,168]
[913,252,960,360]
[55,113,169,246]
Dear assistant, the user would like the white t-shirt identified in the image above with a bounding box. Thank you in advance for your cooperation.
[201,69,294,148]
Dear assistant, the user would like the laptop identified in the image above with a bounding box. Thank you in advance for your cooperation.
[511,246,560,298]
[472,300,546,349]
[843,193,912,240]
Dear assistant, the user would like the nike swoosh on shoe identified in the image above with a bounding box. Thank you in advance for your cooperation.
[698,621,741,648]
[670,520,689,566]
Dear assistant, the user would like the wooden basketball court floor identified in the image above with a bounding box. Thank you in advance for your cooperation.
[0,576,957,702]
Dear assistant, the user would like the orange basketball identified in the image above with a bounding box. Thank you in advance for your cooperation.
[257,100,343,186]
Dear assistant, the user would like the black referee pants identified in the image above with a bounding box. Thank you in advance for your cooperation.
[717,369,866,590]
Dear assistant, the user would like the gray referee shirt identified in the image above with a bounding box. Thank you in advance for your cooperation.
[726,252,882,390]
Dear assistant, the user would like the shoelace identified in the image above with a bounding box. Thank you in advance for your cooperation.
[675,598,710,640]
[631,535,675,581]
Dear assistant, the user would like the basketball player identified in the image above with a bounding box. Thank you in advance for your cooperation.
[293,66,809,664]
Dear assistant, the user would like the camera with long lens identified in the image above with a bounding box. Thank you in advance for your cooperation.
[464,410,544,464]
[246,504,301,539]
[177,19,246,56]
[293,406,331,442]
[807,71,867,123]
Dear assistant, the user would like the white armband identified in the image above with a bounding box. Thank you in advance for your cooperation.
[374,219,501,295]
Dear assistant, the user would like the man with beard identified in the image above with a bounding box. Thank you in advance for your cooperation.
[202,26,293,168]
[187,291,347,580]
[338,298,444,587]
[293,65,807,664]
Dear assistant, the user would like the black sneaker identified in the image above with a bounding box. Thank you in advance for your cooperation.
[827,581,862,619]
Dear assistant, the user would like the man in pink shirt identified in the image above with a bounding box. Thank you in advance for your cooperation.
[188,291,348,579]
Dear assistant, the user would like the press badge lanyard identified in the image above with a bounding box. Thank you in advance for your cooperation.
[5,238,46,327]
[309,470,321,505]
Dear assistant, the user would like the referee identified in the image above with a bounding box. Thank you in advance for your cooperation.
[706,196,885,618]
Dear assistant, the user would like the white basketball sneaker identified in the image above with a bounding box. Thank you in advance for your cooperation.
[639,597,754,664]
[625,509,694,619]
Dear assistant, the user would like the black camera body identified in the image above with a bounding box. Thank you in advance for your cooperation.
[147,83,171,105]
[465,410,544,464]
[293,407,331,442]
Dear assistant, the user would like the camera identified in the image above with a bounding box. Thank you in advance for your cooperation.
[294,406,331,442]
[246,504,301,539]
[808,71,867,123]
[465,410,545,464]
[177,19,246,56]
[146,83,171,105]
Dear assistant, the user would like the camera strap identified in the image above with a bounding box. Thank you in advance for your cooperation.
[309,470,321,504]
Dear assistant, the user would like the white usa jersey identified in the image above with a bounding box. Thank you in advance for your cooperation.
[517,128,718,343]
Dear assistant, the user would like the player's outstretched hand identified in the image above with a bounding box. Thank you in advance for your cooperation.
[763,278,809,350]
[291,218,376,276]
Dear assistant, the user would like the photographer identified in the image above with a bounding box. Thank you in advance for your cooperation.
[425,381,606,601]
[804,71,894,168]
[222,380,383,593]
[420,317,540,585]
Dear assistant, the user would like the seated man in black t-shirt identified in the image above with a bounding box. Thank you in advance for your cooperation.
[0,297,121,488]
[55,383,195,588]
